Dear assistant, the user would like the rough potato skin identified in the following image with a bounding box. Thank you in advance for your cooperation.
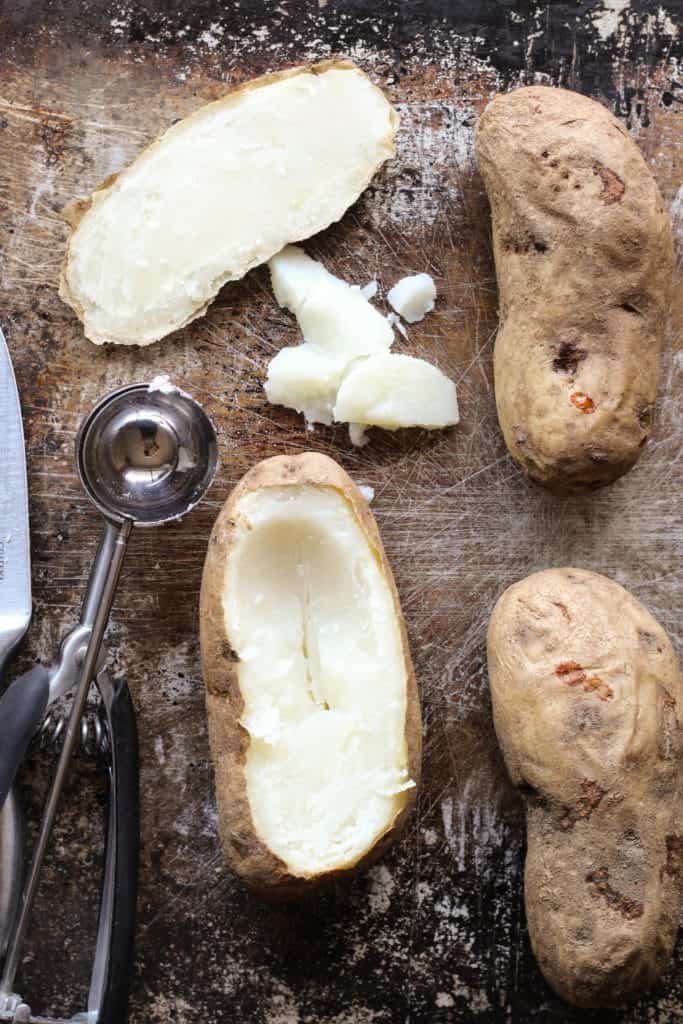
[200,452,422,899]
[475,87,674,493]
[487,568,683,1007]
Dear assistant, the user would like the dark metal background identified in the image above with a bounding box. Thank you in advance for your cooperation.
[0,1,682,1021]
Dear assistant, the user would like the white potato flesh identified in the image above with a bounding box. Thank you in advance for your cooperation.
[225,485,414,877]
[349,422,371,447]
[334,352,459,435]
[387,273,437,323]
[269,246,394,357]
[264,345,348,426]
[269,243,329,309]
[359,280,379,300]
[61,65,398,346]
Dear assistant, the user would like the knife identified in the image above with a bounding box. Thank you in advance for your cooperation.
[0,327,32,677]
[0,327,48,956]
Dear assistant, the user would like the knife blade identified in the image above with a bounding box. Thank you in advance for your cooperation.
[0,327,31,676]
[0,327,32,961]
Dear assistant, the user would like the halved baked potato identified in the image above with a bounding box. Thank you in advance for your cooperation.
[200,453,422,896]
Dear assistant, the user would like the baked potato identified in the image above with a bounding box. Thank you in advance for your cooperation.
[200,453,421,897]
[487,568,683,1007]
[475,86,674,493]
[60,61,398,346]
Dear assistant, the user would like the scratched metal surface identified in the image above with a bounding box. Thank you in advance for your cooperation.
[0,1,682,1021]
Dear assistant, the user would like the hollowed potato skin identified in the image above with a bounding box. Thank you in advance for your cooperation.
[199,452,422,898]
[487,568,683,1007]
[475,87,674,494]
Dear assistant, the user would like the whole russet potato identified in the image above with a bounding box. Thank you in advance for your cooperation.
[487,569,683,1007]
[475,87,674,493]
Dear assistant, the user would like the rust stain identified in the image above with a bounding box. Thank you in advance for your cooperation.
[560,778,607,830]
[555,662,613,701]
[556,660,585,681]
[582,675,614,701]
[552,601,572,623]
[592,160,625,204]
[0,97,74,125]
[570,391,596,414]
[586,868,644,920]
[0,98,75,165]
[38,117,73,166]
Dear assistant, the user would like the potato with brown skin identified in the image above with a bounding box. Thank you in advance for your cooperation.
[475,87,674,494]
[487,568,683,1007]
[200,453,421,898]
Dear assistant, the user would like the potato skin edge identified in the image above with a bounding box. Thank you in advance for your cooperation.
[487,567,683,1007]
[200,452,422,899]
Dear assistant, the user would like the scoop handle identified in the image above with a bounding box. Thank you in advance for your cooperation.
[0,667,49,812]
[0,518,133,1001]
[0,792,24,959]
[92,676,139,1024]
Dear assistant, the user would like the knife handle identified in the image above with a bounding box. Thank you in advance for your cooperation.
[95,677,139,1024]
[0,666,49,812]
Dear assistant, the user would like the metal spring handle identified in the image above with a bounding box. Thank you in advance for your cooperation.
[0,519,132,1009]
[39,709,108,758]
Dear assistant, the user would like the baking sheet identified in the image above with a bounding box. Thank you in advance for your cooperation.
[0,1,682,1020]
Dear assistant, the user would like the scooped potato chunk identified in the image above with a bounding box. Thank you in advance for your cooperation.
[269,245,394,358]
[265,345,349,426]
[333,352,459,444]
[475,87,674,493]
[265,248,459,443]
[387,273,437,323]
[487,568,683,1007]
[265,245,395,425]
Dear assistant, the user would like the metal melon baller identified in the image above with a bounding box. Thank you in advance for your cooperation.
[0,381,218,1023]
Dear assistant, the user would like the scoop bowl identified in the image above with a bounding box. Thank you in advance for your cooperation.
[76,381,218,527]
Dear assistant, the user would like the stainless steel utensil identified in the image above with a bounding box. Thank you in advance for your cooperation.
[0,380,218,1023]
[0,329,34,963]
[0,328,31,680]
